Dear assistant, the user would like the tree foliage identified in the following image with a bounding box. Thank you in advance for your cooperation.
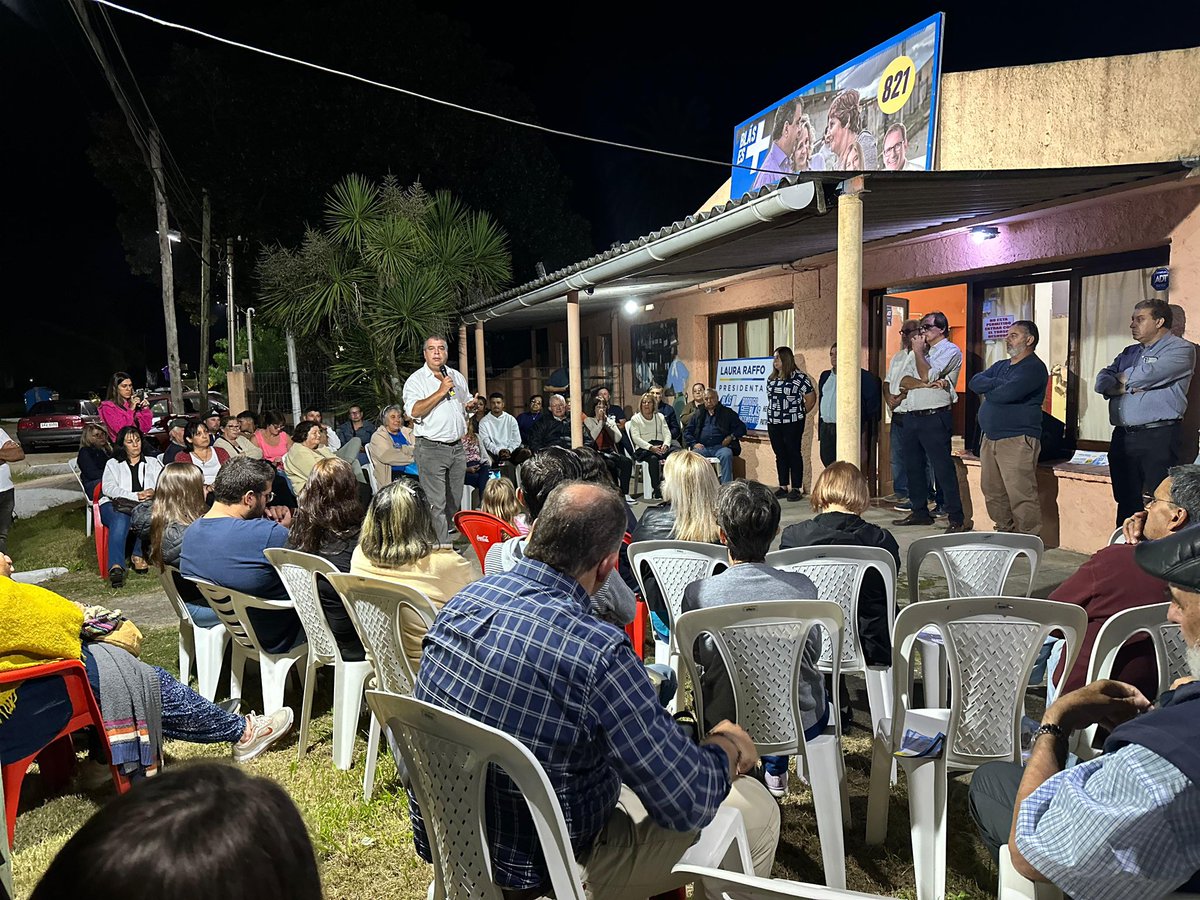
[258,175,510,410]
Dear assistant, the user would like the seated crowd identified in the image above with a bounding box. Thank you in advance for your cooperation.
[10,371,1200,900]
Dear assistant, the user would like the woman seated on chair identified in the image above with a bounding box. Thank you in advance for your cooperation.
[101,426,164,587]
[149,462,216,627]
[283,420,336,497]
[461,415,492,502]
[780,461,899,670]
[480,475,528,535]
[172,421,229,490]
[286,457,366,661]
[368,404,418,488]
[583,396,634,500]
[627,391,675,499]
[0,552,294,780]
[76,423,111,499]
[350,479,472,672]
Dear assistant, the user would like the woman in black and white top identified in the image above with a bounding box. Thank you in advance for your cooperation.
[766,345,816,502]
[101,426,164,585]
[626,392,674,500]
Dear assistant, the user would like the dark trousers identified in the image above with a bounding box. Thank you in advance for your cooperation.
[901,408,964,525]
[818,421,838,467]
[768,420,806,490]
[601,451,633,495]
[0,488,12,555]
[967,761,1024,863]
[1110,423,1182,525]
[635,448,666,495]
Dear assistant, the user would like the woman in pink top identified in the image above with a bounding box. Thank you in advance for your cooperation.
[253,409,291,466]
[97,371,154,442]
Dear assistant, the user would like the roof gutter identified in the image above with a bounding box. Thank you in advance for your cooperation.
[463,180,817,325]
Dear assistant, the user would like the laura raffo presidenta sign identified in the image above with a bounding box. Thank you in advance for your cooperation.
[715,357,773,431]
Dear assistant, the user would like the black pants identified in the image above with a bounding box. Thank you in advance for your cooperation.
[634,448,665,495]
[967,760,1024,863]
[601,452,633,495]
[1110,423,1181,525]
[900,408,964,525]
[768,420,806,489]
[818,422,838,467]
[0,487,12,555]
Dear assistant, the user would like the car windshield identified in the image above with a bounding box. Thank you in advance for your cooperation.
[28,401,83,416]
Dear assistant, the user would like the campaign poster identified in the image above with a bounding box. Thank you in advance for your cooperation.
[715,357,773,431]
[731,13,945,198]
[631,319,685,395]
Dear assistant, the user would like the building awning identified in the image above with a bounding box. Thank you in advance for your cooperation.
[464,161,1190,328]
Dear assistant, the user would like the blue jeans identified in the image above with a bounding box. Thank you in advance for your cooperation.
[696,445,734,483]
[184,601,222,628]
[99,503,143,571]
[890,416,908,496]
[763,700,831,776]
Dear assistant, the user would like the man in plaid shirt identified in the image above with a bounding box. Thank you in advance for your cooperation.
[411,480,780,898]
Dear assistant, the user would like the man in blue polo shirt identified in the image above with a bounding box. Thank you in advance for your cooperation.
[969,320,1049,536]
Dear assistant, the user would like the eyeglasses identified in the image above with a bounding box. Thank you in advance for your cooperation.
[1143,492,1177,510]
[257,490,275,503]
[883,143,905,158]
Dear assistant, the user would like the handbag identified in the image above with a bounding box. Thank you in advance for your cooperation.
[129,499,153,537]
[110,497,140,515]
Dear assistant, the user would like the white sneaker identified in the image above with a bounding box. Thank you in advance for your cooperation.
[764,770,788,799]
[233,708,294,763]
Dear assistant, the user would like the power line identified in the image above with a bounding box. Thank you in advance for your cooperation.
[91,0,797,179]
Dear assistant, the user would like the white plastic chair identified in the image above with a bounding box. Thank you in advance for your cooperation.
[765,546,897,743]
[67,458,92,536]
[324,573,438,801]
[908,532,1044,705]
[365,691,754,900]
[864,598,1087,900]
[1108,527,1127,545]
[265,548,374,771]
[674,599,850,889]
[997,843,1200,900]
[363,445,381,492]
[191,581,309,715]
[673,865,899,899]
[160,566,229,701]
[627,540,728,710]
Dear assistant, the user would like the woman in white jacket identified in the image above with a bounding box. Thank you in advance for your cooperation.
[100,426,164,586]
[626,392,674,500]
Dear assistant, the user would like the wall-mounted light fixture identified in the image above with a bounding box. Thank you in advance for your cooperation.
[623,299,640,315]
[969,225,1000,244]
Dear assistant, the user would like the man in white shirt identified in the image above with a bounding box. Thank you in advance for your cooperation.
[0,426,23,555]
[478,392,530,474]
[882,319,919,504]
[402,334,480,542]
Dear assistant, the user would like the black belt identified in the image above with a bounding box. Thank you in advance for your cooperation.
[416,436,462,446]
[1115,419,1182,433]
[908,407,950,417]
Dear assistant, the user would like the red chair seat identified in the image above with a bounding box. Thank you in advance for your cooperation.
[453,511,518,568]
[92,483,109,580]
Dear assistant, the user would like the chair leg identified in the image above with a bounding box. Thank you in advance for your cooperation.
[919,640,948,708]
[865,667,897,785]
[904,756,947,900]
[195,628,228,703]
[297,658,319,761]
[864,724,894,844]
[363,713,381,801]
[229,647,247,704]
[178,624,195,687]
[806,737,847,889]
[3,758,31,849]
[332,664,372,771]
[260,658,295,716]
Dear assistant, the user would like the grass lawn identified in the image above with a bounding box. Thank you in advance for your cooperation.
[8,504,1001,900]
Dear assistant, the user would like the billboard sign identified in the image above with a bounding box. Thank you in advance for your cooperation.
[715,357,773,431]
[731,13,945,198]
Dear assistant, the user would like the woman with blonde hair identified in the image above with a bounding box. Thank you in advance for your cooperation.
[480,475,528,534]
[780,461,899,681]
[76,423,112,500]
[627,391,674,499]
[350,479,473,671]
[148,462,214,625]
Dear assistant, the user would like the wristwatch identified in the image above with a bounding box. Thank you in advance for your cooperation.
[1030,722,1068,743]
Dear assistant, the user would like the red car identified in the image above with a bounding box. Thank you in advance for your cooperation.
[16,399,102,451]
[145,392,229,450]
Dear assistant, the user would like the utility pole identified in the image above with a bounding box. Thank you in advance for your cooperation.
[199,189,211,396]
[150,129,183,413]
[226,237,236,365]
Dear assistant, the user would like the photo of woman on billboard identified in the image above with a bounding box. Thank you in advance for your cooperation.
[789,114,825,172]
[824,88,876,170]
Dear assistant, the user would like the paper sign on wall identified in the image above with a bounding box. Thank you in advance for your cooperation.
[715,357,773,431]
[982,315,1015,342]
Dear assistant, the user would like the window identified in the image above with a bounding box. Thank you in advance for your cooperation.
[981,281,1070,425]
[710,305,795,373]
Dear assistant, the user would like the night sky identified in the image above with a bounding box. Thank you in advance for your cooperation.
[3,0,1199,399]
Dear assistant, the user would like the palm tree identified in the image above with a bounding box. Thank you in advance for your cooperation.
[258,175,511,410]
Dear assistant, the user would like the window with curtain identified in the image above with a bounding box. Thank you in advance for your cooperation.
[981,281,1070,423]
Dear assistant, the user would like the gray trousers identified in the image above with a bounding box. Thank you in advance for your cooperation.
[415,437,466,542]
[968,760,1024,863]
[334,437,366,483]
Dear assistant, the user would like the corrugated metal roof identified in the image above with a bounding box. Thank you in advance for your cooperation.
[466,162,1187,328]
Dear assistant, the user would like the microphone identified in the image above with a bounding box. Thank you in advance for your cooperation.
[439,365,455,398]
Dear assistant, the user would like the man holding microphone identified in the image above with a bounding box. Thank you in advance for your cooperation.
[402,334,480,543]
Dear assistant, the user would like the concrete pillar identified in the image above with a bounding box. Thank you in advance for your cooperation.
[227,369,252,416]
[567,291,584,448]
[458,322,469,382]
[836,178,865,465]
[475,322,487,398]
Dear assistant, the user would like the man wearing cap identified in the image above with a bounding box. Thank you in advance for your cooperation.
[968,522,1200,898]
[163,418,188,462]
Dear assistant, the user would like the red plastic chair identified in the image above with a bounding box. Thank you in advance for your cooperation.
[453,511,518,568]
[1,660,130,847]
[620,533,649,660]
[92,483,109,579]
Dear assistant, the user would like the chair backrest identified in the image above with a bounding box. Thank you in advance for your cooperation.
[1086,601,1188,695]
[890,597,1087,769]
[364,691,586,900]
[672,864,899,899]
[264,548,342,664]
[363,445,381,492]
[674,600,844,758]
[324,573,437,695]
[907,533,1043,603]
[454,511,519,568]
[1108,527,1127,546]
[627,540,728,635]
[159,565,197,628]
[67,458,88,497]
[765,546,897,672]
[191,580,302,659]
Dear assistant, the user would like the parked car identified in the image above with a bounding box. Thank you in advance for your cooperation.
[16,399,102,451]
[145,391,229,450]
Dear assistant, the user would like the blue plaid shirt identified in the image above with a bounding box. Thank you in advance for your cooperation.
[1016,744,1200,899]
[410,557,732,890]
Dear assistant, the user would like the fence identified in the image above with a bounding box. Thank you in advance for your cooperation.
[244,370,355,421]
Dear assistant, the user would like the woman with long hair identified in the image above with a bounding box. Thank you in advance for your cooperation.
[462,415,493,503]
[173,420,229,488]
[350,479,473,672]
[480,475,527,534]
[287,457,366,660]
[101,426,164,586]
[97,371,153,443]
[627,391,674,500]
[766,345,816,502]
[149,462,214,625]
[76,423,112,500]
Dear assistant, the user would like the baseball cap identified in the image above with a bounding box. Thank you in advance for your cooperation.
[169,417,189,430]
[1134,524,1200,591]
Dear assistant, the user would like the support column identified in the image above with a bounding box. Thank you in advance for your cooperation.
[836,178,865,466]
[458,322,469,382]
[567,291,583,448]
[475,322,487,398]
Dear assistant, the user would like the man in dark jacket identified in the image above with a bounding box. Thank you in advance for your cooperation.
[969,320,1049,536]
[683,390,747,484]
[817,343,883,468]
[528,394,573,451]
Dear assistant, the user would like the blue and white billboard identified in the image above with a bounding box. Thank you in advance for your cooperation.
[731,13,945,198]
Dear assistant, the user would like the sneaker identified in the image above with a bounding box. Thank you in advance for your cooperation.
[764,770,788,799]
[893,500,914,511]
[233,708,294,763]
[786,489,803,502]
[108,565,125,588]
[625,494,637,504]
[931,505,949,519]
[774,487,789,498]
